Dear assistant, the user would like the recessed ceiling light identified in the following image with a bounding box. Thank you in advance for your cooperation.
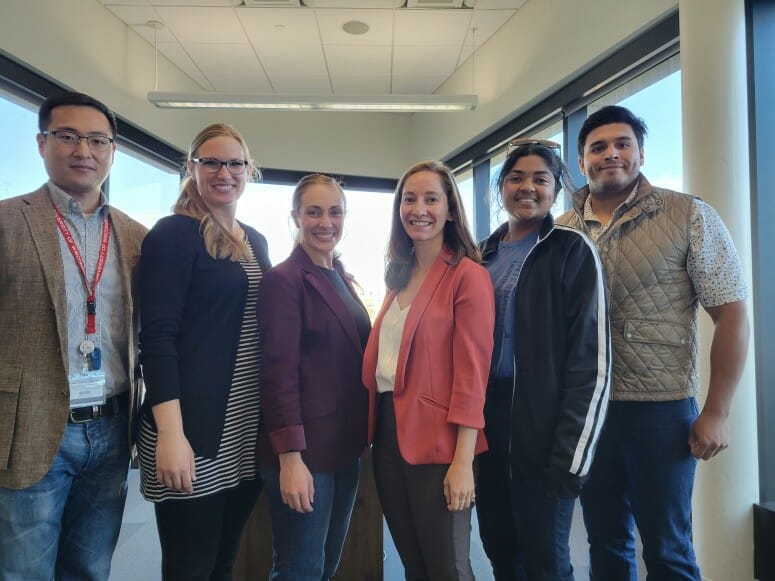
[342,20,369,35]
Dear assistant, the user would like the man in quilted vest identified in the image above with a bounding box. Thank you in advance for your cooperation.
[556,105,749,580]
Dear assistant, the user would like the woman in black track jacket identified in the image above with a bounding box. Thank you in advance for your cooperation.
[475,139,611,581]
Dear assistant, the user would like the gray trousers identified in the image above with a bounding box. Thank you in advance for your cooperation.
[373,393,475,581]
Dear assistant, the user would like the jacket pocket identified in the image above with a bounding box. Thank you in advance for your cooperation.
[623,319,691,348]
[0,366,22,470]
[418,392,449,412]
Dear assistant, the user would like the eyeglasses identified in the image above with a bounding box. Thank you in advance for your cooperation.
[507,138,561,155]
[41,130,114,152]
[192,157,249,175]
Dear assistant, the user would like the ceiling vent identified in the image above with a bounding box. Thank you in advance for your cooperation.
[242,0,302,6]
[406,0,465,8]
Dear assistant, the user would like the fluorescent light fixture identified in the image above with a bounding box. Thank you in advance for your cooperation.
[147,91,477,112]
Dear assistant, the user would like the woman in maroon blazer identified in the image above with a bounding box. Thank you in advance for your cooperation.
[362,160,495,580]
[257,174,370,580]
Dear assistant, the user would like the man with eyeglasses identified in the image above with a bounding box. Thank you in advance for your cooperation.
[0,91,147,580]
[556,105,749,580]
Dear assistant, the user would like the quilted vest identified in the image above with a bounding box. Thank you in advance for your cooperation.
[557,177,698,401]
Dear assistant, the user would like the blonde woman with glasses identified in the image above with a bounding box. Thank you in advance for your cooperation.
[136,123,270,580]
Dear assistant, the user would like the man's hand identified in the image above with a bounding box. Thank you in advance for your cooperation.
[689,409,729,460]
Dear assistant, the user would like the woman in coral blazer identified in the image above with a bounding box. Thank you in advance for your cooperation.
[362,160,494,580]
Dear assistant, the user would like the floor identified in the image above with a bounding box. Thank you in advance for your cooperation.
[111,470,645,580]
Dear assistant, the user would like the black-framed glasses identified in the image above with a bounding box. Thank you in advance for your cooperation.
[41,130,114,152]
[192,157,249,175]
[507,138,561,155]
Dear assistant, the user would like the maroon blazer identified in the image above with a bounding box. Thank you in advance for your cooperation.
[257,245,369,473]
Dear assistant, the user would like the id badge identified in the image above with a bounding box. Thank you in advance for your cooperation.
[69,370,107,407]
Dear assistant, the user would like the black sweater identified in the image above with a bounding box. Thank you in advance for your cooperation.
[480,214,611,497]
[138,214,270,458]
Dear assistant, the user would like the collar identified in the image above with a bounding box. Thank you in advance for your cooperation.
[47,181,109,219]
[582,179,640,224]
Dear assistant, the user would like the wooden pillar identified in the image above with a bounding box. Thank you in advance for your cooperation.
[234,451,383,580]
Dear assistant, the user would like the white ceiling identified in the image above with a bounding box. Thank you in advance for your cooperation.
[98,0,526,95]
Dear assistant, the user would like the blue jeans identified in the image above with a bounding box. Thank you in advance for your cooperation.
[260,459,360,581]
[580,399,701,581]
[0,414,129,581]
[477,379,575,581]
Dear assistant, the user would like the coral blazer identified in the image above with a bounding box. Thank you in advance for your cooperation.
[362,251,495,465]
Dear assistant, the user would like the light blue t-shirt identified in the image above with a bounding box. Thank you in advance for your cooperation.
[486,230,539,379]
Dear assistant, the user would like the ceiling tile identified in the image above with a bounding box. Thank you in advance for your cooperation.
[131,23,178,44]
[392,74,448,94]
[316,9,394,45]
[182,69,215,90]
[325,44,391,76]
[98,0,152,5]
[463,9,514,46]
[270,75,332,93]
[205,72,273,92]
[256,44,327,77]
[473,0,526,9]
[157,42,199,72]
[154,6,246,43]
[105,4,161,25]
[304,0,403,7]
[151,0,240,5]
[331,75,391,94]
[236,7,320,47]
[392,44,458,77]
[182,42,260,73]
[394,9,471,45]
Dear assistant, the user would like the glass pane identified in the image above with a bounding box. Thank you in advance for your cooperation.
[588,56,683,192]
[456,168,475,238]
[109,150,181,228]
[0,90,48,200]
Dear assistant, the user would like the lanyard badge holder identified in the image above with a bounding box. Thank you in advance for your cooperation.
[54,203,109,407]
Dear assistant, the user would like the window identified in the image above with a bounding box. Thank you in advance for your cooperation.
[108,150,181,228]
[588,55,683,192]
[236,182,394,318]
[0,89,48,200]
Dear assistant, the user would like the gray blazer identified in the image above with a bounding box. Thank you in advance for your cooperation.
[0,185,147,489]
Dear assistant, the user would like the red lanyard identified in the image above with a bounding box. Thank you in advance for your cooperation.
[52,203,111,335]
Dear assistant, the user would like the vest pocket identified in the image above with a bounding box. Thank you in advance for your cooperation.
[623,320,691,348]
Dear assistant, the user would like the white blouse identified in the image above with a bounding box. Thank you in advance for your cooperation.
[375,296,410,394]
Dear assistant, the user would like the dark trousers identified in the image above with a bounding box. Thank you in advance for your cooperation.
[580,399,701,581]
[476,378,575,581]
[154,478,262,581]
[373,393,474,581]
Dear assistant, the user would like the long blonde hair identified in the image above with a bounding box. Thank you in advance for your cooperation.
[173,123,256,261]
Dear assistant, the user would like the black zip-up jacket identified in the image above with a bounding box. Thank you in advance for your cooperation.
[480,214,611,497]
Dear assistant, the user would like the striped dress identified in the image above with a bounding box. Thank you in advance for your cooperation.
[138,243,263,501]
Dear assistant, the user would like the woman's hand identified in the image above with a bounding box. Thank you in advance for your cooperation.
[279,452,315,513]
[152,399,195,493]
[443,459,476,511]
[156,430,196,493]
